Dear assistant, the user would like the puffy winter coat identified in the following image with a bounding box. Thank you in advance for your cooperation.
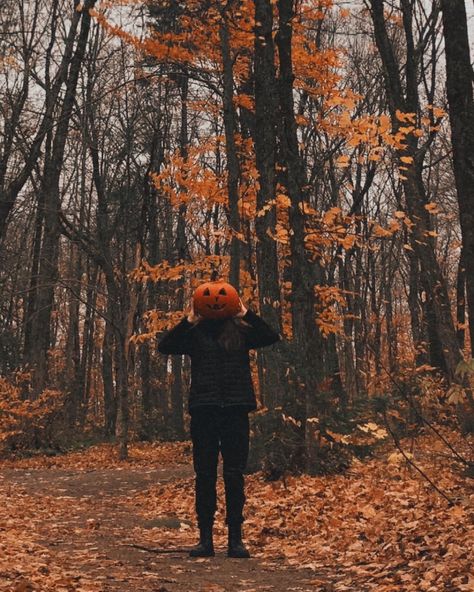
[157,309,280,411]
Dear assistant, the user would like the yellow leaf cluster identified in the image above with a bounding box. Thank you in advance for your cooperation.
[314,285,347,337]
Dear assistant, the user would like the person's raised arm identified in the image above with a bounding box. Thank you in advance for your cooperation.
[157,305,202,355]
[236,301,280,349]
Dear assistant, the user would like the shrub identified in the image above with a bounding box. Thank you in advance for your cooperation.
[0,376,66,454]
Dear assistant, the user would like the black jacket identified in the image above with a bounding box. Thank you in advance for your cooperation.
[157,309,280,411]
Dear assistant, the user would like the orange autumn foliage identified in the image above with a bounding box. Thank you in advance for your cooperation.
[0,376,65,452]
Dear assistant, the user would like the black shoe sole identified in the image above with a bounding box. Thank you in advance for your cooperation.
[189,550,215,558]
[227,551,251,558]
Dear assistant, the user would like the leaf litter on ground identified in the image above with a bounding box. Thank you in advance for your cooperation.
[0,431,472,591]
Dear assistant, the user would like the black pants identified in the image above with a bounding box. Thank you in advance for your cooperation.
[190,406,250,528]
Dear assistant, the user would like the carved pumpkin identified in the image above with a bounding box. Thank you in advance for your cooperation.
[193,280,241,320]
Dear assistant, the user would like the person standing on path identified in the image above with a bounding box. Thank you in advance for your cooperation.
[157,284,280,558]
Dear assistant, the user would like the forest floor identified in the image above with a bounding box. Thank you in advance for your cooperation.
[0,432,473,592]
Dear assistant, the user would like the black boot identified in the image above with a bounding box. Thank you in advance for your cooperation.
[189,524,215,557]
[227,523,250,558]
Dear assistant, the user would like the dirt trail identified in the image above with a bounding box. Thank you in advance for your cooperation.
[0,464,327,592]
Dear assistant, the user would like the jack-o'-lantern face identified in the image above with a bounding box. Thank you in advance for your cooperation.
[193,281,240,320]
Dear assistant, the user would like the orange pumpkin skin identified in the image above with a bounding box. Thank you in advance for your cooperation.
[193,281,241,320]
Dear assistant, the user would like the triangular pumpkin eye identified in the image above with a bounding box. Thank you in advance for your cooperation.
[218,288,227,295]
[203,288,211,296]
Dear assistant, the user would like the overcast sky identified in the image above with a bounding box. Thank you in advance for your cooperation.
[467,4,474,52]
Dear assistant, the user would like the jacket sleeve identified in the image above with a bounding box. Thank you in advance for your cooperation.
[157,317,194,355]
[242,309,281,349]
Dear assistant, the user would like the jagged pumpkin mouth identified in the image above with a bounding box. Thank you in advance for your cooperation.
[206,303,227,310]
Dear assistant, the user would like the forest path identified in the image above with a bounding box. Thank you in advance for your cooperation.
[0,460,327,592]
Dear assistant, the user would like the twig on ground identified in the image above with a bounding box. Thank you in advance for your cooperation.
[383,410,455,506]
[125,543,190,554]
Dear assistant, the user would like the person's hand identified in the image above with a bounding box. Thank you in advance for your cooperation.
[186,302,202,324]
[234,298,248,318]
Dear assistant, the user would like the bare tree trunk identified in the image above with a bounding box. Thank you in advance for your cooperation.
[79,262,98,429]
[354,244,368,397]
[64,242,82,427]
[384,262,398,377]
[441,0,474,357]
[219,7,242,288]
[369,248,382,378]
[115,334,130,460]
[407,248,428,367]
[139,342,153,440]
[139,129,165,440]
[456,251,466,350]
[102,310,116,438]
[168,73,191,439]
[23,186,44,364]
[340,260,358,402]
[276,0,325,474]
[253,0,284,411]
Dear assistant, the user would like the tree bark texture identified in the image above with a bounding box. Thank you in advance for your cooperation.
[253,0,285,410]
[219,9,242,289]
[441,0,474,357]
[276,0,325,473]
